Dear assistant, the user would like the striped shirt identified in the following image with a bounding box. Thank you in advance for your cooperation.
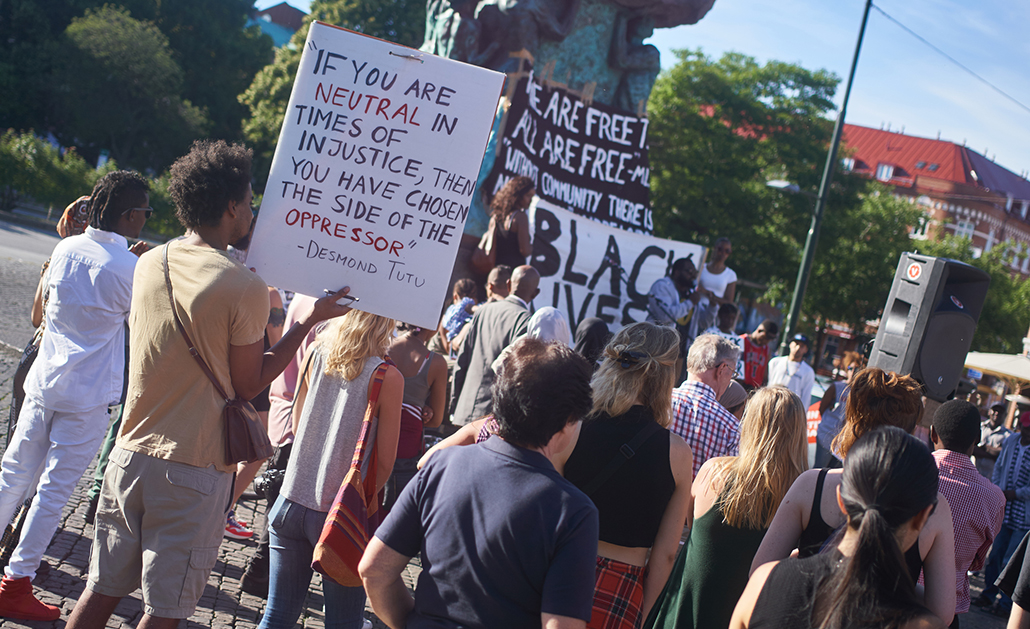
[670,380,740,477]
[932,449,1005,613]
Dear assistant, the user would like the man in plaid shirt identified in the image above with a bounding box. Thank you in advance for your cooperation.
[670,334,741,477]
[927,400,1004,621]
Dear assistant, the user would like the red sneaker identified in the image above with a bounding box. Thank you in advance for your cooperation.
[224,510,254,540]
[0,576,60,621]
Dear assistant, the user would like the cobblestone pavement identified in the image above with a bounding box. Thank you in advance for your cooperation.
[0,354,413,629]
[0,254,44,353]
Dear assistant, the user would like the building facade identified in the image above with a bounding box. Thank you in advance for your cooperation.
[841,124,1030,279]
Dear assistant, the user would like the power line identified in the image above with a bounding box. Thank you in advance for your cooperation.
[870,3,1030,117]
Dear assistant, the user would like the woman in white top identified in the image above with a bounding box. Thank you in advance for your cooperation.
[698,237,737,304]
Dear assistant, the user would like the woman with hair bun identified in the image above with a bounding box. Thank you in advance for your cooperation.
[563,322,695,628]
[750,368,956,625]
[644,386,808,629]
[731,426,946,629]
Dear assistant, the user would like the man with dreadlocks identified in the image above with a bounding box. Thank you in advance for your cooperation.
[0,171,150,620]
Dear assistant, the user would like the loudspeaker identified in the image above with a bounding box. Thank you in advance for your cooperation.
[868,252,990,401]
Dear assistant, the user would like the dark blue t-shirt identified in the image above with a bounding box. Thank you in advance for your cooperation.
[375,435,599,628]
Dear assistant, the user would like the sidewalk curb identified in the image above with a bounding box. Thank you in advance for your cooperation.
[0,340,21,358]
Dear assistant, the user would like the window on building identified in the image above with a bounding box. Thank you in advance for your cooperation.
[841,157,855,172]
[876,163,894,181]
[953,219,975,239]
[928,163,939,171]
[916,161,926,169]
[910,214,931,240]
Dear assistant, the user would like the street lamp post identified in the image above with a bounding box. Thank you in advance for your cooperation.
[774,0,873,356]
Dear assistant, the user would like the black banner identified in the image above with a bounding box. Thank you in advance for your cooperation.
[484,75,653,234]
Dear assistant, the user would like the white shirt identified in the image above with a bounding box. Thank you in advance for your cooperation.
[698,265,737,299]
[767,356,816,406]
[24,227,138,412]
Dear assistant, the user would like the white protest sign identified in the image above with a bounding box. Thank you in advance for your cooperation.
[529,199,704,332]
[248,22,505,328]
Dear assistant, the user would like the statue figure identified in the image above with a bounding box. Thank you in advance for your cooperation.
[422,0,716,108]
[610,13,660,115]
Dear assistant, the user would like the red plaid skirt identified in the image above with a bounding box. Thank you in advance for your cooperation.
[588,556,646,629]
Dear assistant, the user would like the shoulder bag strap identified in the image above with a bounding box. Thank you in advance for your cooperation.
[349,361,390,471]
[582,420,664,496]
[163,243,231,403]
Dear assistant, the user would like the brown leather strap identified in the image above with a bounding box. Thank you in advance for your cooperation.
[163,243,231,404]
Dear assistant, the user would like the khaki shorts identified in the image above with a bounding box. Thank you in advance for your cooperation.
[88,447,232,618]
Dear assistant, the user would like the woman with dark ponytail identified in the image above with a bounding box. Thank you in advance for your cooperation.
[750,368,956,624]
[730,426,946,629]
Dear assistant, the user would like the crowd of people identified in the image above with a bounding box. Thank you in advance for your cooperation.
[4,143,1030,629]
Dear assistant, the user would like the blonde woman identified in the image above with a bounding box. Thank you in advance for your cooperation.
[259,310,403,629]
[643,386,808,629]
[563,322,695,628]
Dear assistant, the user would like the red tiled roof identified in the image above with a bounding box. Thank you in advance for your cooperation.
[841,124,1030,201]
[255,2,306,32]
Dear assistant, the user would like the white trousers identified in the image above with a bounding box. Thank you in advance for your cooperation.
[0,397,109,580]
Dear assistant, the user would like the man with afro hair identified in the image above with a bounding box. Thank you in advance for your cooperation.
[66,141,352,629]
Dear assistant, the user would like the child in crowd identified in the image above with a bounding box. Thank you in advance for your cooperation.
[437,278,477,356]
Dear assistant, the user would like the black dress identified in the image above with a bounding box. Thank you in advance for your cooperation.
[494,217,526,267]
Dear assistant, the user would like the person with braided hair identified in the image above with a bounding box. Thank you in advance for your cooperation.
[750,368,956,625]
[731,426,946,629]
[563,322,695,628]
[0,171,150,620]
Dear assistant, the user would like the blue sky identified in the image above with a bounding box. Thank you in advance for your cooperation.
[257,0,1030,178]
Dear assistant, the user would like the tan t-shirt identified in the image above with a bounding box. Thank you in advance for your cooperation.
[118,241,269,472]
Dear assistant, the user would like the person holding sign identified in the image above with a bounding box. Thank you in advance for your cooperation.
[66,141,354,629]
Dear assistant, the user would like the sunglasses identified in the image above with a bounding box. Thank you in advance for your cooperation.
[122,207,154,219]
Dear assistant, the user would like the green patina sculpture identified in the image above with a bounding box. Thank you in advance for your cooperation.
[422,0,716,113]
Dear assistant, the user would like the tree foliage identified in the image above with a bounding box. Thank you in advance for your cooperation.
[0,0,271,170]
[240,0,426,188]
[0,130,116,212]
[647,50,931,338]
[116,0,273,142]
[913,236,1030,354]
[52,6,209,169]
[803,187,925,332]
[648,50,841,287]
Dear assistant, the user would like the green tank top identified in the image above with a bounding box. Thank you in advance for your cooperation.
[643,503,768,629]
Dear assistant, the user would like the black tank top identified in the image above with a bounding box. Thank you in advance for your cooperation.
[494,218,526,267]
[563,406,675,548]
[798,468,924,581]
[750,551,839,629]
[750,551,933,629]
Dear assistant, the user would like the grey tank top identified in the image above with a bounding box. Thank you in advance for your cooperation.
[401,351,432,407]
[281,349,384,512]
